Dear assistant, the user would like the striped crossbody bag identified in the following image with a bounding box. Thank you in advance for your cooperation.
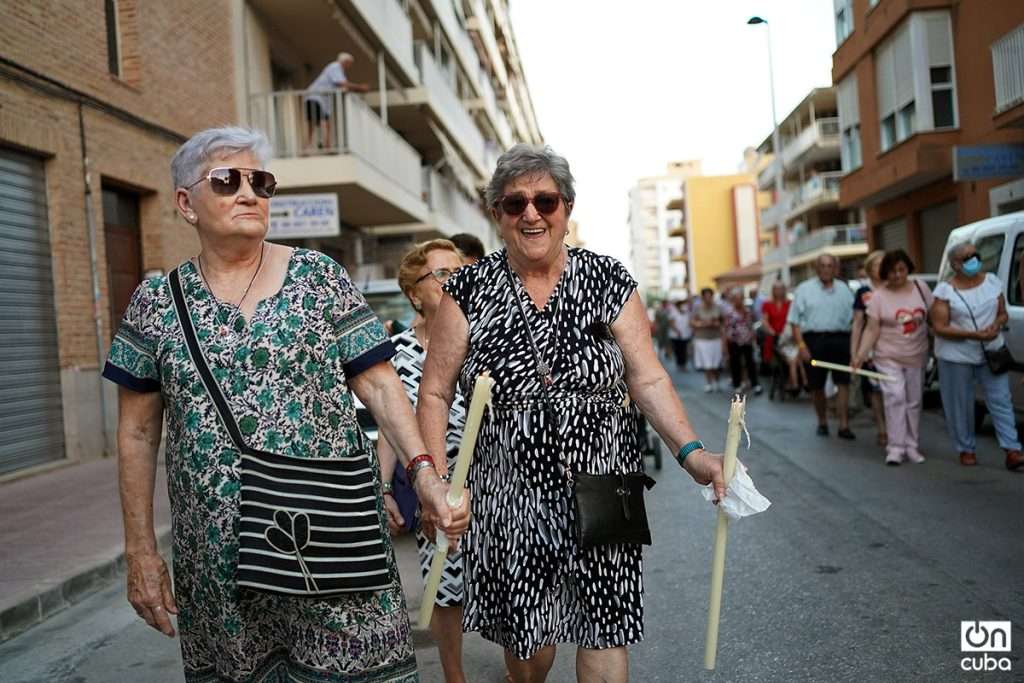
[168,267,392,597]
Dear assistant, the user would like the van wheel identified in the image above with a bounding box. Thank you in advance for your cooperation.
[974,403,988,432]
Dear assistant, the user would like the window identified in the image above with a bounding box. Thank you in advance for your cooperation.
[834,0,854,45]
[105,0,120,77]
[837,74,862,171]
[1009,232,1024,306]
[874,12,957,152]
[977,234,1005,275]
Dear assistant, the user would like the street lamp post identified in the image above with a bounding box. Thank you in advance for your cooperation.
[748,16,790,285]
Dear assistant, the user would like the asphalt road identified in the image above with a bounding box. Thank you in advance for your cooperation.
[1,364,1022,682]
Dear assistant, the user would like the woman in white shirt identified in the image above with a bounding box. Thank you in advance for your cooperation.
[930,242,1023,471]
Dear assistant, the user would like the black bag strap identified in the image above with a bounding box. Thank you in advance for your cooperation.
[168,267,250,454]
[913,280,930,323]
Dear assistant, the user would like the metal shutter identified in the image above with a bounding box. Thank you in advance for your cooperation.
[876,218,909,252]
[0,148,65,474]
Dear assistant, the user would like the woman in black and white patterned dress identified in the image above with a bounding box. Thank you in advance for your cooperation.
[378,239,469,682]
[418,145,726,683]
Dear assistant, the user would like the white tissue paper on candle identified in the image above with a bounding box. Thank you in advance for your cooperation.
[700,461,771,521]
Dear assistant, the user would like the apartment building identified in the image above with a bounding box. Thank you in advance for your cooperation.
[0,0,541,478]
[627,161,700,300]
[756,87,866,288]
[832,0,1024,273]
[669,173,761,294]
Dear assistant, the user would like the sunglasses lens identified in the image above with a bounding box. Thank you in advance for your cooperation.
[251,170,277,198]
[534,194,561,215]
[501,195,529,215]
[209,168,240,195]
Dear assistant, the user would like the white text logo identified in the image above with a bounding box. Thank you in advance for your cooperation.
[961,621,1012,673]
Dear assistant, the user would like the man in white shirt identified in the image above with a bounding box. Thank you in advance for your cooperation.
[305,52,370,150]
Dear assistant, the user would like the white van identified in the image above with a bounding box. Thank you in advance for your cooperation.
[937,211,1024,422]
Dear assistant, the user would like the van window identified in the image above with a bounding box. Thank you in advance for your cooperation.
[1010,233,1024,306]
[977,234,1004,275]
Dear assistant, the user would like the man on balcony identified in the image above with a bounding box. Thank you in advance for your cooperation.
[304,52,370,151]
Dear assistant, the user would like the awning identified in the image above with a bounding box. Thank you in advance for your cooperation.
[713,261,763,287]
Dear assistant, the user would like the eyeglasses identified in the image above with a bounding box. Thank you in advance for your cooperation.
[497,192,563,217]
[185,167,277,198]
[414,268,456,285]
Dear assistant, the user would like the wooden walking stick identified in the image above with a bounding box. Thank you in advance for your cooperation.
[810,359,894,382]
[418,372,494,629]
[704,394,746,670]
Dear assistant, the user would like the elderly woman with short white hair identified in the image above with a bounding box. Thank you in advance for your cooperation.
[104,126,468,682]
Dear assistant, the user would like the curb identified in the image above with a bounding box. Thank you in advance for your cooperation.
[0,525,173,643]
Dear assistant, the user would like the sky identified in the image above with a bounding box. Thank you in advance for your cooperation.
[510,0,838,265]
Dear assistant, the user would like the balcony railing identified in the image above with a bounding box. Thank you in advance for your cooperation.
[431,0,482,97]
[468,0,508,87]
[759,190,795,229]
[762,224,865,266]
[424,167,492,240]
[415,43,486,172]
[250,90,422,201]
[476,73,514,147]
[790,171,842,211]
[781,117,840,167]
[350,0,418,83]
[993,24,1024,113]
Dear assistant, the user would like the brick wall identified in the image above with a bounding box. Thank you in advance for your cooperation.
[0,0,236,370]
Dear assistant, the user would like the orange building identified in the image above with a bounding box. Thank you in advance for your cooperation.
[832,0,1024,273]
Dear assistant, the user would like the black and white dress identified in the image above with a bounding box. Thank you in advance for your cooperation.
[390,328,467,606]
[443,247,645,659]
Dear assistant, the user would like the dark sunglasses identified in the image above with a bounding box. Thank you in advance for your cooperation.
[497,192,563,216]
[185,167,277,198]
[414,268,456,285]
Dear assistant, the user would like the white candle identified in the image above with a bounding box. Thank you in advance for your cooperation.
[704,394,745,670]
[418,372,494,629]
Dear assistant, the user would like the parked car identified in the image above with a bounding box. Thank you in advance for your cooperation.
[936,211,1024,424]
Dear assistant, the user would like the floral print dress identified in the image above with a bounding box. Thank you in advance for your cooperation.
[103,249,418,683]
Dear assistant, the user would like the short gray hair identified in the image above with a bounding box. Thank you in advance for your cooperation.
[947,241,973,264]
[485,143,575,209]
[170,126,271,190]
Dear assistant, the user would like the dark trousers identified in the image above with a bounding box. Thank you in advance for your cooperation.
[728,342,759,388]
[671,338,689,369]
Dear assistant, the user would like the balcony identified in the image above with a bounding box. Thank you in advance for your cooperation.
[412,42,487,174]
[993,23,1024,127]
[781,117,840,168]
[759,190,795,230]
[470,71,514,149]
[786,171,842,219]
[345,0,418,84]
[762,224,867,269]
[250,90,428,226]
[467,0,508,89]
[422,168,494,245]
[429,0,484,99]
[757,157,781,191]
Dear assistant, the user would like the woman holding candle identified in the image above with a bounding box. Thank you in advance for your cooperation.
[851,249,933,466]
[417,144,726,683]
[377,239,472,683]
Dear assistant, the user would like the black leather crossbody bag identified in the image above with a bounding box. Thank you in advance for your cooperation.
[502,260,655,550]
[169,267,392,597]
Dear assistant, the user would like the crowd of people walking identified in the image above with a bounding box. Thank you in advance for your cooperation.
[651,252,1024,474]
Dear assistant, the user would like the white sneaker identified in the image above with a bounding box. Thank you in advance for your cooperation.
[885,450,903,466]
[905,450,926,464]
[704,384,714,393]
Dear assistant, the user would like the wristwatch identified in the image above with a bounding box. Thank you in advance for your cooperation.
[381,480,394,495]
[677,440,705,466]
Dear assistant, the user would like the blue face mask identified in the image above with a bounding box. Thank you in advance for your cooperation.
[962,256,982,276]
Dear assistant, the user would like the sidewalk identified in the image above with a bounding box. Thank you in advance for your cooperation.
[0,457,171,642]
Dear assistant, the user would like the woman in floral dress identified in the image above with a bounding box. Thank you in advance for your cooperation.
[103,127,468,682]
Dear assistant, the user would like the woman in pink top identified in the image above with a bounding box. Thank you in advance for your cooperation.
[852,250,933,466]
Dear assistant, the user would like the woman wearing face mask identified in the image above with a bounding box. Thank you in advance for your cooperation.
[929,243,1023,470]
[852,250,933,466]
